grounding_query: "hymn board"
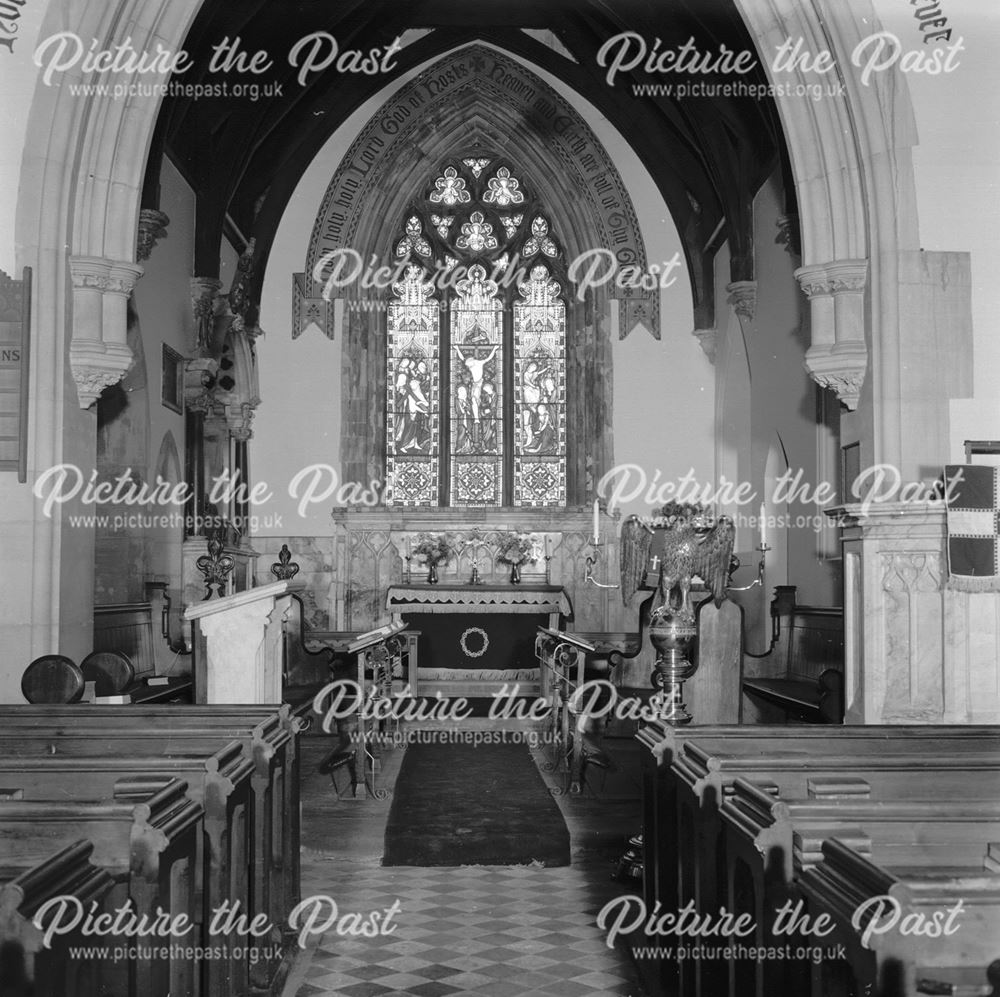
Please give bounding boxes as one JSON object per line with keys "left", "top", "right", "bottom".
{"left": 0, "top": 268, "right": 30, "bottom": 482}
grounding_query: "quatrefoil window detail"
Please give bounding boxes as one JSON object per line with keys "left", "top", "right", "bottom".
{"left": 483, "top": 167, "right": 524, "bottom": 207}
{"left": 429, "top": 166, "right": 471, "bottom": 206}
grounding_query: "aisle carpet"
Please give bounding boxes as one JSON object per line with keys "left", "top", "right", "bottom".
{"left": 383, "top": 741, "right": 570, "bottom": 867}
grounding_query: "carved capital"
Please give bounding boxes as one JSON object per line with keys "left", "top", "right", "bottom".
{"left": 69, "top": 256, "right": 143, "bottom": 296}
{"left": 804, "top": 342, "right": 868, "bottom": 410}
{"left": 67, "top": 256, "right": 142, "bottom": 407}
{"left": 798, "top": 259, "right": 870, "bottom": 409}
{"left": 191, "top": 277, "right": 223, "bottom": 355}
{"left": 137, "top": 209, "right": 170, "bottom": 262}
{"left": 776, "top": 213, "right": 801, "bottom": 258}
{"left": 726, "top": 281, "right": 756, "bottom": 323}
{"left": 794, "top": 259, "right": 868, "bottom": 298}
{"left": 70, "top": 340, "right": 135, "bottom": 408}
{"left": 226, "top": 401, "right": 255, "bottom": 441}
{"left": 691, "top": 327, "right": 717, "bottom": 363}
{"left": 184, "top": 356, "right": 219, "bottom": 415}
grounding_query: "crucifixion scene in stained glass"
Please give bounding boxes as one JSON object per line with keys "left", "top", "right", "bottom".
{"left": 451, "top": 264, "right": 504, "bottom": 506}
{"left": 385, "top": 160, "right": 567, "bottom": 507}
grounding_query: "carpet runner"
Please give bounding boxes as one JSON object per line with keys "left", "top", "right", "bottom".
{"left": 383, "top": 741, "right": 570, "bottom": 867}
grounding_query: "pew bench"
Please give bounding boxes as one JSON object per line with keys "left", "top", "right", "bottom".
{"left": 741, "top": 586, "right": 844, "bottom": 723}
{"left": 0, "top": 706, "right": 301, "bottom": 995}
{"left": 0, "top": 710, "right": 302, "bottom": 902}
{"left": 720, "top": 780, "right": 1000, "bottom": 997}
{"left": 0, "top": 728, "right": 290, "bottom": 992}
{"left": 0, "top": 744, "right": 254, "bottom": 997}
{"left": 636, "top": 722, "right": 1000, "bottom": 997}
{"left": 637, "top": 720, "right": 1000, "bottom": 920}
{"left": 801, "top": 838, "right": 1000, "bottom": 997}
{"left": 0, "top": 778, "right": 202, "bottom": 997}
{"left": 0, "top": 841, "right": 117, "bottom": 997}
{"left": 90, "top": 600, "right": 192, "bottom": 703}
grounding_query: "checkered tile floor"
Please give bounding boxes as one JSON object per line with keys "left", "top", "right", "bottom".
{"left": 293, "top": 855, "right": 646, "bottom": 997}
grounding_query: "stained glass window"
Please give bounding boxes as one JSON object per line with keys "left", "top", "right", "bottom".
{"left": 385, "top": 160, "right": 567, "bottom": 507}
{"left": 386, "top": 266, "right": 440, "bottom": 506}
{"left": 514, "top": 265, "right": 566, "bottom": 506}
{"left": 451, "top": 265, "right": 503, "bottom": 506}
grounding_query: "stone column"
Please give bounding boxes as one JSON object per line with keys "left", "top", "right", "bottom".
{"left": 829, "top": 501, "right": 1000, "bottom": 725}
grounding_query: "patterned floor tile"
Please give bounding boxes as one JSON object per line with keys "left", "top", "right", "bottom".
{"left": 284, "top": 734, "right": 647, "bottom": 997}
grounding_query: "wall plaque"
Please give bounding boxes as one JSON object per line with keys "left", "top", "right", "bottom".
{"left": 0, "top": 268, "right": 30, "bottom": 481}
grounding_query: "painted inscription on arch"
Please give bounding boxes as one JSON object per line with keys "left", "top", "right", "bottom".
{"left": 307, "top": 46, "right": 645, "bottom": 287}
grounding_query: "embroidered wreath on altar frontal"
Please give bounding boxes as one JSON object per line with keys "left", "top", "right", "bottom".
{"left": 412, "top": 532, "right": 455, "bottom": 567}
{"left": 497, "top": 532, "right": 537, "bottom": 566}
{"left": 460, "top": 627, "right": 490, "bottom": 659}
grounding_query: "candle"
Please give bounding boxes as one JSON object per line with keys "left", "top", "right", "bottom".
{"left": 593, "top": 499, "right": 600, "bottom": 544}
{"left": 759, "top": 502, "right": 766, "bottom": 549}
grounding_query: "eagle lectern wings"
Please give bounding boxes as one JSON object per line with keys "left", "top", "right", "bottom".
{"left": 619, "top": 514, "right": 735, "bottom": 620}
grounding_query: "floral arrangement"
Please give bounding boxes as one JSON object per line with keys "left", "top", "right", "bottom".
{"left": 644, "top": 501, "right": 711, "bottom": 530}
{"left": 497, "top": 532, "right": 537, "bottom": 566}
{"left": 412, "top": 532, "right": 454, "bottom": 566}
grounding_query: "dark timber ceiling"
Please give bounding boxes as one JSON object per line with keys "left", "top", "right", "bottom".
{"left": 144, "top": 0, "right": 788, "bottom": 324}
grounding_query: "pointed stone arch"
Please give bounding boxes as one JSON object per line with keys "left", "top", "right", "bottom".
{"left": 294, "top": 43, "right": 655, "bottom": 341}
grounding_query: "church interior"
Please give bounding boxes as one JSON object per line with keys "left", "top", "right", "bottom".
{"left": 1, "top": 0, "right": 1000, "bottom": 995}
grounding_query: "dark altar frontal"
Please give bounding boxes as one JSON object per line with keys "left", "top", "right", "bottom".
{"left": 386, "top": 583, "right": 571, "bottom": 698}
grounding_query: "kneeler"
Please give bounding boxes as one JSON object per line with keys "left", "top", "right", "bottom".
{"left": 318, "top": 721, "right": 358, "bottom": 800}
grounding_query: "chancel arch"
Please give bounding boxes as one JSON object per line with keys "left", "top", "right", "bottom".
{"left": 5, "top": 5, "right": 1000, "bottom": 995}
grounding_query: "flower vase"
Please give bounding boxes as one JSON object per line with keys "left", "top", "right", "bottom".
{"left": 427, "top": 563, "right": 438, "bottom": 584}
{"left": 510, "top": 562, "right": 521, "bottom": 584}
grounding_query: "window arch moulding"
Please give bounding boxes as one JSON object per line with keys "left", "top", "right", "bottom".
{"left": 292, "top": 45, "right": 654, "bottom": 505}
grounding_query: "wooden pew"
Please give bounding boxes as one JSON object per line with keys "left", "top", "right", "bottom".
{"left": 0, "top": 703, "right": 302, "bottom": 929}
{"left": 721, "top": 780, "right": 1000, "bottom": 997}
{"left": 801, "top": 838, "right": 1000, "bottom": 997}
{"left": 92, "top": 600, "right": 192, "bottom": 703}
{"left": 675, "top": 737, "right": 1000, "bottom": 909}
{"left": 740, "top": 585, "right": 844, "bottom": 723}
{"left": 0, "top": 778, "right": 201, "bottom": 997}
{"left": 1, "top": 841, "right": 116, "bottom": 997}
{"left": 0, "top": 724, "right": 288, "bottom": 995}
{"left": 639, "top": 721, "right": 1000, "bottom": 913}
{"left": 636, "top": 723, "right": 1000, "bottom": 997}
{"left": 0, "top": 750, "right": 252, "bottom": 997}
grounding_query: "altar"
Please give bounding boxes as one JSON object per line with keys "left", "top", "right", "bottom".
{"left": 385, "top": 583, "right": 572, "bottom": 698}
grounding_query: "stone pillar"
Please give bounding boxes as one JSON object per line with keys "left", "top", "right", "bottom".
{"left": 68, "top": 256, "right": 143, "bottom": 408}
{"left": 830, "top": 501, "right": 1000, "bottom": 725}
